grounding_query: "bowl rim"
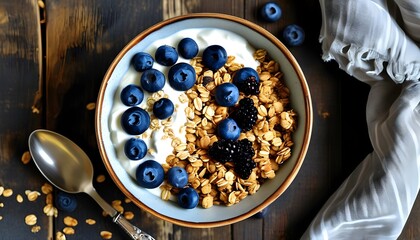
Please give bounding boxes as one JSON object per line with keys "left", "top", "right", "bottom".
{"left": 95, "top": 12, "right": 313, "bottom": 228}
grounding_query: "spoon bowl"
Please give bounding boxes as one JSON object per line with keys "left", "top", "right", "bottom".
{"left": 28, "top": 129, "right": 155, "bottom": 240}
{"left": 28, "top": 129, "right": 93, "bottom": 193}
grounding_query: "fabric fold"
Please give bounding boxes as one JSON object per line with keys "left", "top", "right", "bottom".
{"left": 394, "top": 0, "right": 420, "bottom": 42}
{"left": 319, "top": 0, "right": 420, "bottom": 83}
{"left": 302, "top": 79, "right": 420, "bottom": 240}
{"left": 303, "top": 0, "right": 420, "bottom": 239}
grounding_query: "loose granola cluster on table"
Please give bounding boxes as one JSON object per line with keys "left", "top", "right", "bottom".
{"left": 144, "top": 49, "right": 297, "bottom": 208}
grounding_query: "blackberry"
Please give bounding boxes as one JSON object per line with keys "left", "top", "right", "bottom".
{"left": 239, "top": 138, "right": 253, "bottom": 149}
{"left": 236, "top": 77, "right": 260, "bottom": 95}
{"left": 235, "top": 159, "right": 256, "bottom": 179}
{"left": 234, "top": 139, "right": 256, "bottom": 179}
{"left": 230, "top": 98, "right": 258, "bottom": 131}
{"left": 208, "top": 138, "right": 256, "bottom": 179}
{"left": 208, "top": 139, "right": 240, "bottom": 163}
{"left": 237, "top": 139, "right": 255, "bottom": 160}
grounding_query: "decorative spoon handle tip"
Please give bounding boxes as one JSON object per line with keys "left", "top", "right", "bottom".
{"left": 114, "top": 213, "right": 155, "bottom": 240}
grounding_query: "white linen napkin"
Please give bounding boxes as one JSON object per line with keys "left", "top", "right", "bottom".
{"left": 301, "top": 0, "right": 420, "bottom": 239}
{"left": 395, "top": 0, "right": 420, "bottom": 42}
{"left": 317, "top": 0, "right": 419, "bottom": 83}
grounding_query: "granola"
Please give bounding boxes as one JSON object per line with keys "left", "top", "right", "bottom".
{"left": 159, "top": 49, "right": 297, "bottom": 208}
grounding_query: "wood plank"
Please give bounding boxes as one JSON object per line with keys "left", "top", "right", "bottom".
{"left": 0, "top": 0, "right": 47, "bottom": 239}
{"left": 44, "top": 1, "right": 167, "bottom": 239}
{"left": 261, "top": 57, "right": 345, "bottom": 239}
{"left": 162, "top": 0, "right": 244, "bottom": 20}
{"left": 172, "top": 227, "right": 233, "bottom": 240}
{"left": 233, "top": 218, "right": 263, "bottom": 240}
{"left": 244, "top": 0, "right": 344, "bottom": 239}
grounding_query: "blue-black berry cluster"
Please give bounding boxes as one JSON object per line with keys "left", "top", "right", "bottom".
{"left": 208, "top": 139, "right": 256, "bottom": 179}
{"left": 235, "top": 76, "right": 260, "bottom": 95}
{"left": 207, "top": 139, "right": 240, "bottom": 163}
{"left": 210, "top": 66, "right": 261, "bottom": 179}
{"left": 230, "top": 98, "right": 258, "bottom": 132}
{"left": 232, "top": 67, "right": 260, "bottom": 97}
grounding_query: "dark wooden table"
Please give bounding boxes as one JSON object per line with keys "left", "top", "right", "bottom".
{"left": 1, "top": 0, "right": 419, "bottom": 239}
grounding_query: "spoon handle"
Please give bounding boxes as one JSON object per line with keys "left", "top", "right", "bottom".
{"left": 87, "top": 187, "right": 155, "bottom": 240}
{"left": 114, "top": 213, "right": 156, "bottom": 240}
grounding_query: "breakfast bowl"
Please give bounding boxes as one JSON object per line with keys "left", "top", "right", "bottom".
{"left": 95, "top": 13, "right": 312, "bottom": 228}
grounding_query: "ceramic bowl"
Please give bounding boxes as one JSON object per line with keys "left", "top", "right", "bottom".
{"left": 96, "top": 13, "right": 312, "bottom": 228}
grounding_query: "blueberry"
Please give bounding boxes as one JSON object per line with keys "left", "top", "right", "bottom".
{"left": 214, "top": 83, "right": 239, "bottom": 107}
{"left": 140, "top": 68, "right": 165, "bottom": 93}
{"left": 153, "top": 98, "right": 174, "bottom": 119}
{"left": 217, "top": 118, "right": 241, "bottom": 140}
{"left": 136, "top": 160, "right": 165, "bottom": 189}
{"left": 131, "top": 52, "right": 154, "bottom": 72}
{"left": 124, "top": 138, "right": 147, "bottom": 160}
{"left": 121, "top": 107, "right": 150, "bottom": 135}
{"left": 177, "top": 38, "right": 199, "bottom": 59}
{"left": 177, "top": 187, "right": 199, "bottom": 209}
{"left": 55, "top": 191, "right": 77, "bottom": 212}
{"left": 233, "top": 67, "right": 260, "bottom": 85}
{"left": 167, "top": 166, "right": 188, "bottom": 188}
{"left": 155, "top": 45, "right": 178, "bottom": 66}
{"left": 202, "top": 45, "right": 228, "bottom": 71}
{"left": 260, "top": 2, "right": 282, "bottom": 22}
{"left": 282, "top": 24, "right": 305, "bottom": 47}
{"left": 168, "top": 62, "right": 196, "bottom": 91}
{"left": 120, "top": 84, "right": 144, "bottom": 106}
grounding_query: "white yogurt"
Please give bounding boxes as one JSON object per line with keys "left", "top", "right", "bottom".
{"left": 109, "top": 28, "right": 259, "bottom": 196}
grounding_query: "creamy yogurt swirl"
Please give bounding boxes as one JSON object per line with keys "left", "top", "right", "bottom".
{"left": 109, "top": 28, "right": 259, "bottom": 195}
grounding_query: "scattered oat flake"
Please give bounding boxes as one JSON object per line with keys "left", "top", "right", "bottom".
{"left": 86, "top": 102, "right": 96, "bottom": 110}
{"left": 31, "top": 225, "right": 41, "bottom": 233}
{"left": 63, "top": 216, "right": 78, "bottom": 227}
{"left": 56, "top": 231, "right": 66, "bottom": 240}
{"left": 85, "top": 218, "right": 96, "bottom": 225}
{"left": 43, "top": 204, "right": 55, "bottom": 216}
{"left": 100, "top": 230, "right": 113, "bottom": 239}
{"left": 96, "top": 174, "right": 106, "bottom": 183}
{"left": 21, "top": 151, "right": 31, "bottom": 164}
{"left": 321, "top": 111, "right": 330, "bottom": 119}
{"left": 63, "top": 227, "right": 75, "bottom": 235}
{"left": 41, "top": 182, "right": 53, "bottom": 194}
{"left": 25, "top": 214, "right": 37, "bottom": 225}
{"left": 124, "top": 211, "right": 134, "bottom": 220}
{"left": 45, "top": 192, "right": 53, "bottom": 205}
{"left": 102, "top": 211, "right": 108, "bottom": 217}
{"left": 16, "top": 194, "right": 23, "bottom": 203}
{"left": 111, "top": 199, "right": 124, "bottom": 213}
{"left": 31, "top": 106, "right": 40, "bottom": 114}
{"left": 3, "top": 189, "right": 13, "bottom": 197}
{"left": 27, "top": 191, "right": 41, "bottom": 201}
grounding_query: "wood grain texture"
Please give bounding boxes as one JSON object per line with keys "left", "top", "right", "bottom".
{"left": 163, "top": 0, "right": 244, "bottom": 19}
{"left": 0, "top": 0, "right": 47, "bottom": 239}
{"left": 44, "top": 1, "right": 168, "bottom": 239}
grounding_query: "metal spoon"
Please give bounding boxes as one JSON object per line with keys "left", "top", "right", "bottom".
{"left": 28, "top": 129, "right": 155, "bottom": 240}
